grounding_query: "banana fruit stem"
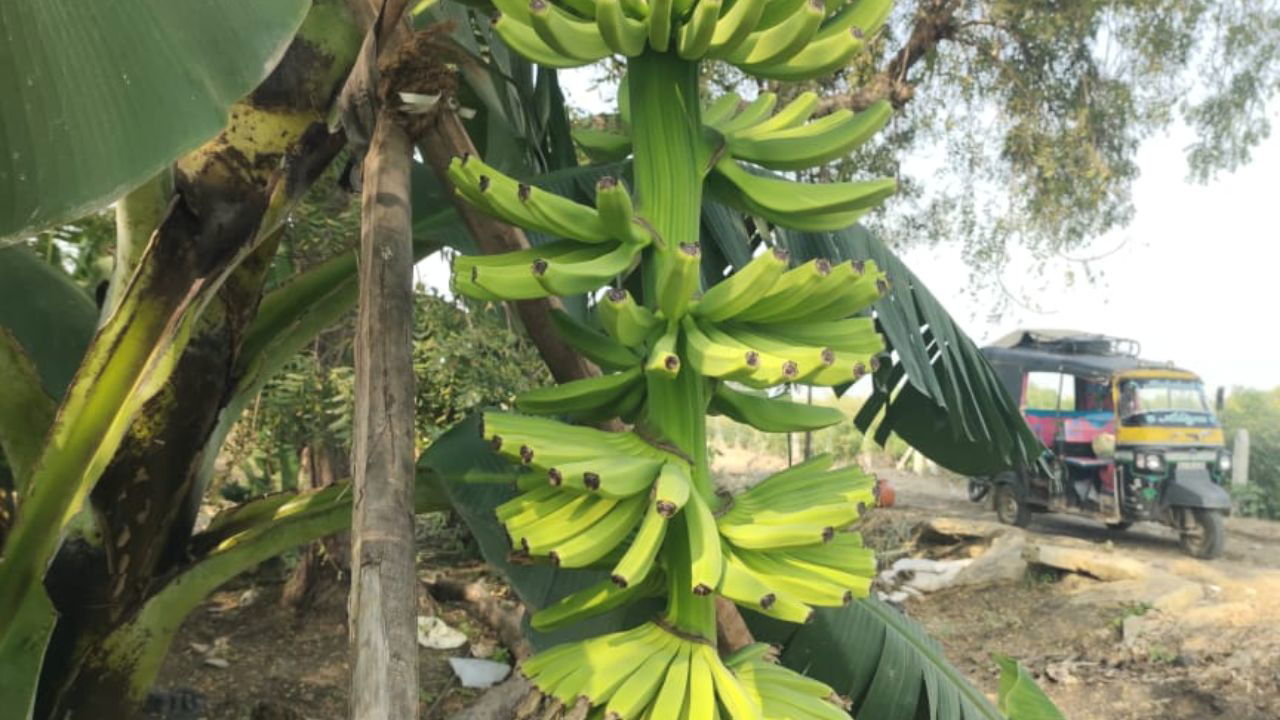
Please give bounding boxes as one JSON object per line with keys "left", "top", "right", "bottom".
{"left": 627, "top": 51, "right": 704, "bottom": 311}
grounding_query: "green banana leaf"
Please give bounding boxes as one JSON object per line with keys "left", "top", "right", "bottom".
{"left": 0, "top": 0, "right": 310, "bottom": 238}
{"left": 0, "top": 247, "right": 97, "bottom": 399}
{"left": 994, "top": 654, "right": 1067, "bottom": 720}
{"left": 417, "top": 414, "right": 663, "bottom": 651}
{"left": 746, "top": 597, "right": 1007, "bottom": 719}
{"left": 0, "top": 331, "right": 55, "bottom": 493}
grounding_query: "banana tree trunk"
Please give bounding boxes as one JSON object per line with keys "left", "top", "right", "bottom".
{"left": 24, "top": 4, "right": 363, "bottom": 718}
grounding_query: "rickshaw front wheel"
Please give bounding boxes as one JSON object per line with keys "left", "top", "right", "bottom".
{"left": 994, "top": 484, "right": 1031, "bottom": 527}
{"left": 1177, "top": 508, "right": 1225, "bottom": 559}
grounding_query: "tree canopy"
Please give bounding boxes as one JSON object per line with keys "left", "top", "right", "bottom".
{"left": 687, "top": 0, "right": 1280, "bottom": 282}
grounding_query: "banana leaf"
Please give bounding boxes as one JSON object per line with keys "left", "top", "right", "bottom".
{"left": 0, "top": 0, "right": 310, "bottom": 238}
{"left": 694, "top": 210, "right": 1041, "bottom": 476}
{"left": 0, "top": 247, "right": 97, "bottom": 398}
{"left": 994, "top": 654, "right": 1067, "bottom": 720}
{"left": 746, "top": 597, "right": 1006, "bottom": 719}
{"left": 417, "top": 414, "right": 663, "bottom": 651}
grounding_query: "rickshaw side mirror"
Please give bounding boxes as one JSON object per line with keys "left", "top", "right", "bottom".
{"left": 1215, "top": 386, "right": 1225, "bottom": 413}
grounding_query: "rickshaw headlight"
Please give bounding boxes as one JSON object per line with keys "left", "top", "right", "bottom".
{"left": 1218, "top": 451, "right": 1232, "bottom": 474}
{"left": 1138, "top": 452, "right": 1165, "bottom": 472}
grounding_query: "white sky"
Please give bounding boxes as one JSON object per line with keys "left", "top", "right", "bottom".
{"left": 420, "top": 67, "right": 1280, "bottom": 393}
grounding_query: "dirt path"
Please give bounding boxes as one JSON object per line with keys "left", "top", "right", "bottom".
{"left": 873, "top": 469, "right": 1280, "bottom": 719}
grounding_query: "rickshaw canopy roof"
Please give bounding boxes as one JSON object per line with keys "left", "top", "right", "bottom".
{"left": 981, "top": 329, "right": 1187, "bottom": 400}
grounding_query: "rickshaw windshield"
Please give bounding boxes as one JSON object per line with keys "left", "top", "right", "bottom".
{"left": 1118, "top": 378, "right": 1216, "bottom": 427}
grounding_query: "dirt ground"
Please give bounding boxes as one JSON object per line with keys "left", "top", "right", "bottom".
{"left": 153, "top": 461, "right": 1280, "bottom": 719}
{"left": 870, "top": 469, "right": 1280, "bottom": 720}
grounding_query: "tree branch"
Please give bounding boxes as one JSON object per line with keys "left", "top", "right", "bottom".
{"left": 816, "top": 0, "right": 964, "bottom": 115}
{"left": 416, "top": 111, "right": 600, "bottom": 385}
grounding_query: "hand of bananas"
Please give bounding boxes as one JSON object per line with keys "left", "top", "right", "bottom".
{"left": 483, "top": 408, "right": 879, "bottom": 719}
{"left": 490, "top": 0, "right": 893, "bottom": 80}
{"left": 444, "top": 0, "right": 907, "bottom": 716}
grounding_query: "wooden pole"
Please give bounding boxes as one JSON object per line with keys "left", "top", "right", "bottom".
{"left": 1233, "top": 429, "right": 1250, "bottom": 488}
{"left": 350, "top": 107, "right": 418, "bottom": 720}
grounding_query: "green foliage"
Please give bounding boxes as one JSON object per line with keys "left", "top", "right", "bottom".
{"left": 1223, "top": 386, "right": 1280, "bottom": 519}
{"left": 640, "top": 0, "right": 1280, "bottom": 289}
{"left": 746, "top": 597, "right": 1006, "bottom": 719}
{"left": 0, "top": 0, "right": 311, "bottom": 238}
{"left": 994, "top": 653, "right": 1067, "bottom": 720}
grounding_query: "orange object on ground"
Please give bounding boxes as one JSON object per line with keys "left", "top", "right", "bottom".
{"left": 876, "top": 478, "right": 896, "bottom": 508}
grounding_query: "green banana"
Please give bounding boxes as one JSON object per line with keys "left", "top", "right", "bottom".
{"left": 685, "top": 493, "right": 723, "bottom": 595}
{"left": 647, "top": 0, "right": 674, "bottom": 51}
{"left": 532, "top": 240, "right": 642, "bottom": 296}
{"left": 515, "top": 365, "right": 643, "bottom": 415}
{"left": 514, "top": 493, "right": 620, "bottom": 553}
{"left": 650, "top": 644, "right": 693, "bottom": 718}
{"left": 550, "top": 307, "right": 642, "bottom": 371}
{"left": 677, "top": 0, "right": 722, "bottom": 60}
{"left": 531, "top": 573, "right": 664, "bottom": 632}
{"left": 753, "top": 0, "right": 808, "bottom": 31}
{"left": 645, "top": 320, "right": 681, "bottom": 379}
{"left": 598, "top": 288, "right": 662, "bottom": 347}
{"left": 715, "top": 93, "right": 778, "bottom": 134}
{"left": 604, "top": 633, "right": 681, "bottom": 718}
{"left": 528, "top": 0, "right": 612, "bottom": 62}
{"left": 729, "top": 258, "right": 832, "bottom": 322}
{"left": 719, "top": 548, "right": 814, "bottom": 623}
{"left": 761, "top": 314, "right": 883, "bottom": 354}
{"left": 703, "top": 91, "right": 744, "bottom": 127}
{"left": 713, "top": 157, "right": 898, "bottom": 229}
{"left": 681, "top": 316, "right": 759, "bottom": 378}
{"left": 547, "top": 455, "right": 664, "bottom": 497}
{"left": 747, "top": 26, "right": 866, "bottom": 82}
{"left": 450, "top": 155, "right": 614, "bottom": 243}
{"left": 651, "top": 460, "right": 692, "bottom": 516}
{"left": 492, "top": 15, "right": 590, "bottom": 68}
{"left": 691, "top": 246, "right": 790, "bottom": 321}
{"left": 454, "top": 240, "right": 610, "bottom": 301}
{"left": 596, "top": 0, "right": 648, "bottom": 56}
{"left": 595, "top": 176, "right": 639, "bottom": 242}
{"left": 722, "top": 643, "right": 777, "bottom": 670}
{"left": 729, "top": 100, "right": 892, "bottom": 171}
{"left": 730, "top": 91, "right": 819, "bottom": 138}
{"left": 708, "top": 0, "right": 768, "bottom": 57}
{"left": 611, "top": 497, "right": 669, "bottom": 587}
{"left": 717, "top": 325, "right": 834, "bottom": 381}
{"left": 573, "top": 128, "right": 633, "bottom": 163}
{"left": 709, "top": 383, "right": 846, "bottom": 432}
{"left": 657, "top": 242, "right": 702, "bottom": 319}
{"left": 686, "top": 647, "right": 718, "bottom": 719}
{"left": 549, "top": 494, "right": 647, "bottom": 567}
{"left": 725, "top": 0, "right": 826, "bottom": 67}
{"left": 702, "top": 643, "right": 765, "bottom": 720}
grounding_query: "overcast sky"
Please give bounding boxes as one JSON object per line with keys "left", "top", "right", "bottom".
{"left": 420, "top": 68, "right": 1279, "bottom": 393}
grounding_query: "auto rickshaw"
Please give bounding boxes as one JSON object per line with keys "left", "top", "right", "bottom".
{"left": 968, "top": 329, "right": 1232, "bottom": 558}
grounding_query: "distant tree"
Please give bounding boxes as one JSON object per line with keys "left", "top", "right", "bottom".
{"left": 691, "top": 1, "right": 1280, "bottom": 287}
{"left": 1222, "top": 387, "right": 1280, "bottom": 518}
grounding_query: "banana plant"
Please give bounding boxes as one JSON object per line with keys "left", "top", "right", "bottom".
{"left": 427, "top": 0, "right": 1003, "bottom": 717}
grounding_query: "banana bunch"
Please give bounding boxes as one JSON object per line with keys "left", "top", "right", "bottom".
{"left": 715, "top": 454, "right": 877, "bottom": 621}
{"left": 484, "top": 413, "right": 691, "bottom": 574}
{"left": 575, "top": 91, "right": 897, "bottom": 232}
{"left": 492, "top": 0, "right": 893, "bottom": 79}
{"left": 449, "top": 156, "right": 651, "bottom": 302}
{"left": 519, "top": 622, "right": 847, "bottom": 720}
{"left": 727, "top": 644, "right": 852, "bottom": 720}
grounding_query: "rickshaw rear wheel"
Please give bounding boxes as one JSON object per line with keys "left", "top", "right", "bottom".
{"left": 994, "top": 484, "right": 1031, "bottom": 527}
{"left": 1178, "top": 508, "right": 1225, "bottom": 559}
